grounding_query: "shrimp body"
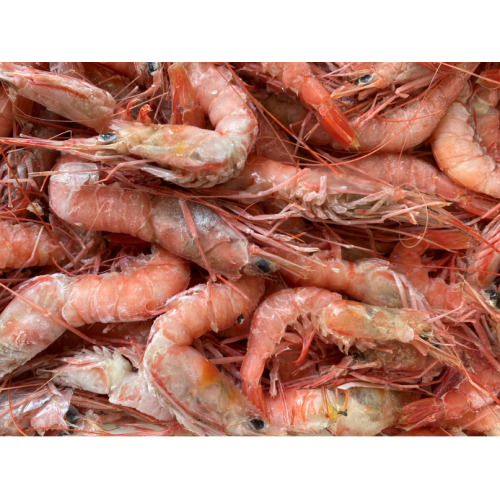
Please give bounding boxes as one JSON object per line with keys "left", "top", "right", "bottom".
{"left": 0, "top": 247, "right": 189, "bottom": 379}
{"left": 49, "top": 156, "right": 262, "bottom": 280}
{"left": 265, "top": 387, "right": 417, "bottom": 436}
{"left": 401, "top": 350, "right": 500, "bottom": 428}
{"left": 0, "top": 62, "right": 117, "bottom": 133}
{"left": 143, "top": 275, "right": 269, "bottom": 435}
{"left": 241, "top": 287, "right": 432, "bottom": 415}
{"left": 431, "top": 82, "right": 500, "bottom": 198}
{"left": 54, "top": 348, "right": 175, "bottom": 421}
{"left": 260, "top": 62, "right": 357, "bottom": 149}
{"left": 0, "top": 221, "right": 65, "bottom": 269}
{"left": 351, "top": 64, "right": 476, "bottom": 152}
{"left": 220, "top": 155, "right": 442, "bottom": 225}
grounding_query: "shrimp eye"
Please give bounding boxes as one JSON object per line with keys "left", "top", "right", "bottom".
{"left": 250, "top": 418, "right": 265, "bottom": 430}
{"left": 147, "top": 62, "right": 158, "bottom": 76}
{"left": 355, "top": 74, "right": 372, "bottom": 86}
{"left": 338, "top": 410, "right": 348, "bottom": 417}
{"left": 255, "top": 258, "right": 272, "bottom": 274}
{"left": 98, "top": 133, "right": 117, "bottom": 144}
{"left": 65, "top": 407, "right": 80, "bottom": 425}
{"left": 420, "top": 334, "right": 428, "bottom": 340}
{"left": 237, "top": 314, "right": 245, "bottom": 324}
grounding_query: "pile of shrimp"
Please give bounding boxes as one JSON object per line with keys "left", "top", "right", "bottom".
{"left": 2, "top": 61, "right": 500, "bottom": 436}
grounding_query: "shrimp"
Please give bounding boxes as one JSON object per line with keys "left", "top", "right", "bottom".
{"left": 1, "top": 62, "right": 259, "bottom": 187}
{"left": 218, "top": 155, "right": 448, "bottom": 226}
{"left": 436, "top": 405, "right": 500, "bottom": 436}
{"left": 0, "top": 62, "right": 119, "bottom": 133}
{"left": 240, "top": 287, "right": 433, "bottom": 416}
{"left": 0, "top": 85, "right": 13, "bottom": 137}
{"left": 142, "top": 275, "right": 270, "bottom": 436}
{"left": 0, "top": 384, "right": 73, "bottom": 436}
{"left": 349, "top": 63, "right": 477, "bottom": 152}
{"left": 0, "top": 246, "right": 189, "bottom": 379}
{"left": 54, "top": 347, "right": 175, "bottom": 422}
{"left": 264, "top": 386, "right": 418, "bottom": 436}
{"left": 400, "top": 348, "right": 500, "bottom": 429}
{"left": 0, "top": 221, "right": 65, "bottom": 269}
{"left": 48, "top": 155, "right": 276, "bottom": 280}
{"left": 431, "top": 80, "right": 500, "bottom": 198}
{"left": 248, "top": 62, "right": 357, "bottom": 149}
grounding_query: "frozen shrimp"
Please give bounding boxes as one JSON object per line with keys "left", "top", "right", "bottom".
{"left": 241, "top": 287, "right": 433, "bottom": 416}
{"left": 218, "top": 154, "right": 447, "bottom": 225}
{"left": 401, "top": 348, "right": 500, "bottom": 429}
{"left": 431, "top": 80, "right": 500, "bottom": 198}
{"left": 265, "top": 386, "right": 417, "bottom": 436}
{"left": 251, "top": 62, "right": 357, "bottom": 149}
{"left": 350, "top": 63, "right": 477, "bottom": 152}
{"left": 1, "top": 62, "right": 258, "bottom": 187}
{"left": 142, "top": 275, "right": 269, "bottom": 436}
{"left": 0, "top": 247, "right": 189, "bottom": 379}
{"left": 54, "top": 347, "right": 175, "bottom": 421}
{"left": 0, "top": 221, "right": 65, "bottom": 269}
{"left": 48, "top": 155, "right": 275, "bottom": 280}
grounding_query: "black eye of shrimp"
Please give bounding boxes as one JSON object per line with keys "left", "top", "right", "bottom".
{"left": 255, "top": 259, "right": 272, "bottom": 274}
{"left": 337, "top": 410, "right": 348, "bottom": 417}
{"left": 147, "top": 62, "right": 158, "bottom": 76}
{"left": 355, "top": 74, "right": 372, "bottom": 86}
{"left": 250, "top": 418, "right": 265, "bottom": 430}
{"left": 237, "top": 314, "right": 245, "bottom": 324}
{"left": 98, "top": 133, "right": 117, "bottom": 144}
{"left": 65, "top": 407, "right": 80, "bottom": 426}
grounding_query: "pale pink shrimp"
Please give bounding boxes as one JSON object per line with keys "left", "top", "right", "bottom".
{"left": 0, "top": 221, "right": 65, "bottom": 269}
{"left": 265, "top": 386, "right": 418, "bottom": 436}
{"left": 142, "top": 275, "right": 271, "bottom": 436}
{"left": 1, "top": 62, "right": 259, "bottom": 187}
{"left": 0, "top": 62, "right": 119, "bottom": 133}
{"left": 340, "top": 153, "right": 500, "bottom": 218}
{"left": 349, "top": 63, "right": 477, "bottom": 152}
{"left": 0, "top": 85, "right": 13, "bottom": 137}
{"left": 251, "top": 62, "right": 357, "bottom": 149}
{"left": 0, "top": 383, "right": 73, "bottom": 436}
{"left": 435, "top": 405, "right": 500, "bottom": 436}
{"left": 240, "top": 287, "right": 432, "bottom": 416}
{"left": 0, "top": 246, "right": 189, "bottom": 379}
{"left": 218, "top": 154, "right": 448, "bottom": 226}
{"left": 48, "top": 155, "right": 276, "bottom": 280}
{"left": 431, "top": 80, "right": 500, "bottom": 198}
{"left": 54, "top": 347, "right": 175, "bottom": 422}
{"left": 401, "top": 348, "right": 500, "bottom": 429}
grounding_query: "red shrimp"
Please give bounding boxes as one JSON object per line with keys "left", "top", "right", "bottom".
{"left": 431, "top": 80, "right": 500, "bottom": 198}
{"left": 48, "top": 155, "right": 276, "bottom": 280}
{"left": 265, "top": 386, "right": 418, "bottom": 436}
{"left": 0, "top": 247, "right": 189, "bottom": 379}
{"left": 240, "top": 287, "right": 433, "bottom": 416}
{"left": 0, "top": 221, "right": 65, "bottom": 269}
{"left": 0, "top": 85, "right": 13, "bottom": 137}
{"left": 401, "top": 348, "right": 500, "bottom": 429}
{"left": 142, "top": 275, "right": 270, "bottom": 436}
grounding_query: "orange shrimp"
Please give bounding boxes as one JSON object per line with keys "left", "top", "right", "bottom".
{"left": 0, "top": 62, "right": 119, "bottom": 133}
{"left": 48, "top": 155, "right": 276, "bottom": 280}
{"left": 54, "top": 347, "right": 175, "bottom": 421}
{"left": 350, "top": 63, "right": 477, "bottom": 152}
{"left": 0, "top": 247, "right": 189, "bottom": 379}
{"left": 0, "top": 62, "right": 258, "bottom": 187}
{"left": 218, "top": 155, "right": 448, "bottom": 226}
{"left": 256, "top": 62, "right": 357, "bottom": 149}
{"left": 265, "top": 386, "right": 418, "bottom": 436}
{"left": 240, "top": 287, "right": 433, "bottom": 416}
{"left": 431, "top": 79, "right": 500, "bottom": 198}
{"left": 0, "top": 85, "right": 13, "bottom": 137}
{"left": 400, "top": 348, "right": 500, "bottom": 429}
{"left": 0, "top": 221, "right": 65, "bottom": 269}
{"left": 142, "top": 275, "right": 270, "bottom": 436}
{"left": 435, "top": 405, "right": 500, "bottom": 436}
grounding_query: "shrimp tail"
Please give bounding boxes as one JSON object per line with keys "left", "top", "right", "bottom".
{"left": 316, "top": 100, "right": 359, "bottom": 149}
